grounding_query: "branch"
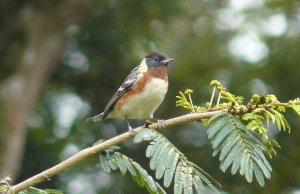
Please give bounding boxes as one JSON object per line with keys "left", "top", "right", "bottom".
{"left": 10, "top": 110, "right": 221, "bottom": 193}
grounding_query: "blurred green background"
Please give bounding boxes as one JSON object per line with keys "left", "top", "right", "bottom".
{"left": 1, "top": 0, "right": 300, "bottom": 193}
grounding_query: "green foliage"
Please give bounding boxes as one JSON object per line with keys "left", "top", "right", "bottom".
{"left": 208, "top": 112, "right": 272, "bottom": 186}
{"left": 19, "top": 187, "right": 62, "bottom": 194}
{"left": 134, "top": 128, "right": 220, "bottom": 194}
{"left": 0, "top": 180, "right": 62, "bottom": 194}
{"left": 288, "top": 98, "right": 300, "bottom": 116}
{"left": 99, "top": 145, "right": 166, "bottom": 194}
{"left": 43, "top": 189, "right": 63, "bottom": 194}
{"left": 176, "top": 89, "right": 198, "bottom": 112}
{"left": 0, "top": 182, "right": 10, "bottom": 194}
{"left": 243, "top": 95, "right": 291, "bottom": 133}
{"left": 175, "top": 80, "right": 300, "bottom": 187}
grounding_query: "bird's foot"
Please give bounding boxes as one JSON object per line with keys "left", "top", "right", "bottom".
{"left": 144, "top": 118, "right": 165, "bottom": 129}
{"left": 157, "top": 119, "right": 166, "bottom": 129}
{"left": 144, "top": 120, "right": 154, "bottom": 128}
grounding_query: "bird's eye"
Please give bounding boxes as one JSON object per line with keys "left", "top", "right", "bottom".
{"left": 154, "top": 57, "right": 159, "bottom": 61}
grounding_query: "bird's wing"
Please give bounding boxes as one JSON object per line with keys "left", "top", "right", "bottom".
{"left": 102, "top": 66, "right": 141, "bottom": 119}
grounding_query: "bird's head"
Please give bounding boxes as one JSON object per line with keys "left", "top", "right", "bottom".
{"left": 145, "top": 52, "right": 173, "bottom": 69}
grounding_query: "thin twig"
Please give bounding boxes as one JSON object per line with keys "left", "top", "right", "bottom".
{"left": 216, "top": 92, "right": 221, "bottom": 106}
{"left": 188, "top": 94, "right": 195, "bottom": 113}
{"left": 209, "top": 86, "right": 216, "bottom": 109}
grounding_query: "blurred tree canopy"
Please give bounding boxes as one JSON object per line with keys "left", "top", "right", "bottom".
{"left": 1, "top": 0, "right": 300, "bottom": 193}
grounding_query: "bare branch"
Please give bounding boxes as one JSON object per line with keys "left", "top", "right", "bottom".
{"left": 10, "top": 110, "right": 221, "bottom": 193}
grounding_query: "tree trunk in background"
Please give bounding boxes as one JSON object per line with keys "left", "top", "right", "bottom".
{"left": 0, "top": 0, "right": 90, "bottom": 180}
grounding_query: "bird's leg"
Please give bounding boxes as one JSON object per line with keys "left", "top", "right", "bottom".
{"left": 126, "top": 117, "right": 134, "bottom": 136}
{"left": 157, "top": 119, "right": 166, "bottom": 128}
{"left": 144, "top": 114, "right": 166, "bottom": 129}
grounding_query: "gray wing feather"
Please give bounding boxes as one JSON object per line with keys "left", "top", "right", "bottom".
{"left": 102, "top": 66, "right": 141, "bottom": 119}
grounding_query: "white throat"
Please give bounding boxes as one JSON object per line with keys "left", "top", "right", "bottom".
{"left": 138, "top": 58, "right": 148, "bottom": 72}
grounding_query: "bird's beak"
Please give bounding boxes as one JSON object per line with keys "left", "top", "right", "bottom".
{"left": 162, "top": 58, "right": 174, "bottom": 65}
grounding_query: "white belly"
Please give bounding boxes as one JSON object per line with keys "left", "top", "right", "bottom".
{"left": 111, "top": 78, "right": 168, "bottom": 119}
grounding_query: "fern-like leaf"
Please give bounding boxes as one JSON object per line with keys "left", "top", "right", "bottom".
{"left": 99, "top": 146, "right": 166, "bottom": 194}
{"left": 17, "top": 187, "right": 63, "bottom": 194}
{"left": 288, "top": 98, "right": 300, "bottom": 115}
{"left": 0, "top": 183, "right": 10, "bottom": 194}
{"left": 134, "top": 128, "right": 220, "bottom": 194}
{"left": 207, "top": 112, "right": 272, "bottom": 186}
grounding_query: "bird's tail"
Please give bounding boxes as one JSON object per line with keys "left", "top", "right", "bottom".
{"left": 86, "top": 113, "right": 104, "bottom": 122}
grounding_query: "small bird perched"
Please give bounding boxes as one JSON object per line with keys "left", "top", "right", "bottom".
{"left": 88, "top": 52, "right": 173, "bottom": 134}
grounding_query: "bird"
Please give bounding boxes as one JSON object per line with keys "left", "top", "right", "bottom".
{"left": 87, "top": 52, "right": 173, "bottom": 135}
